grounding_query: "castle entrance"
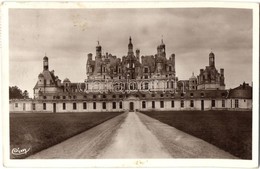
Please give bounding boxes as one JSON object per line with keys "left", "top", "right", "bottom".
{"left": 129, "top": 102, "right": 134, "bottom": 112}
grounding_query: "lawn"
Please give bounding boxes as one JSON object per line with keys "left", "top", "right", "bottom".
{"left": 141, "top": 110, "right": 252, "bottom": 159}
{"left": 10, "top": 112, "right": 123, "bottom": 159}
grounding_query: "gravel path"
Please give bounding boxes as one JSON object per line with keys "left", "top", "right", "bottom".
{"left": 28, "top": 111, "right": 236, "bottom": 159}
{"left": 97, "top": 112, "right": 172, "bottom": 158}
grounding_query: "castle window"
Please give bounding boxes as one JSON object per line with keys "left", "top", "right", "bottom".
{"left": 222, "top": 100, "right": 225, "bottom": 107}
{"left": 152, "top": 101, "right": 155, "bottom": 108}
{"left": 15, "top": 103, "right": 18, "bottom": 107}
{"left": 211, "top": 100, "right": 215, "bottom": 107}
{"left": 103, "top": 95, "right": 106, "bottom": 99}
{"left": 112, "top": 95, "right": 116, "bottom": 98}
{"left": 93, "top": 95, "right": 96, "bottom": 99}
{"left": 144, "top": 76, "right": 148, "bottom": 79}
{"left": 144, "top": 67, "right": 149, "bottom": 73}
{"left": 160, "top": 94, "right": 164, "bottom": 97}
{"left": 113, "top": 102, "right": 116, "bottom": 109}
{"left": 181, "top": 93, "right": 184, "bottom": 97}
{"left": 93, "top": 102, "right": 96, "bottom": 109}
{"left": 43, "top": 103, "right": 46, "bottom": 110}
{"left": 221, "top": 93, "right": 226, "bottom": 97}
{"left": 44, "top": 79, "right": 46, "bottom": 86}
{"left": 73, "top": 103, "right": 77, "bottom": 110}
{"left": 43, "top": 96, "right": 47, "bottom": 99}
{"left": 102, "top": 102, "right": 106, "bottom": 109}
{"left": 63, "top": 103, "right": 66, "bottom": 110}
{"left": 160, "top": 101, "right": 164, "bottom": 108}
{"left": 83, "top": 95, "right": 87, "bottom": 99}
{"left": 190, "top": 100, "right": 194, "bottom": 107}
{"left": 119, "top": 76, "right": 121, "bottom": 79}
{"left": 169, "top": 66, "right": 172, "bottom": 72}
{"left": 83, "top": 102, "right": 87, "bottom": 110}
{"left": 171, "top": 100, "right": 174, "bottom": 108}
{"left": 152, "top": 94, "right": 155, "bottom": 97}
{"left": 190, "top": 93, "right": 193, "bottom": 97}
{"left": 32, "top": 103, "right": 36, "bottom": 110}
{"left": 235, "top": 99, "right": 239, "bottom": 108}
{"left": 181, "top": 100, "right": 184, "bottom": 108}
{"left": 201, "top": 93, "right": 204, "bottom": 97}
{"left": 142, "top": 101, "right": 146, "bottom": 109}
{"left": 119, "top": 101, "right": 123, "bottom": 109}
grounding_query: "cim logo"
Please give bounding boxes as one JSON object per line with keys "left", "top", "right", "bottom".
{"left": 11, "top": 147, "right": 30, "bottom": 156}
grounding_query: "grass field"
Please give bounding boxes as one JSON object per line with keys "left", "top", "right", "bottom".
{"left": 10, "top": 112, "right": 123, "bottom": 159}
{"left": 141, "top": 110, "right": 252, "bottom": 159}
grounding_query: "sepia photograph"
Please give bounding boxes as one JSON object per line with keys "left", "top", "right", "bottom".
{"left": 2, "top": 1, "right": 259, "bottom": 168}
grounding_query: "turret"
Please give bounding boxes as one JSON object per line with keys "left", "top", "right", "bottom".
{"left": 87, "top": 53, "right": 93, "bottom": 61}
{"left": 96, "top": 41, "right": 102, "bottom": 58}
{"left": 136, "top": 49, "right": 140, "bottom": 62}
{"left": 209, "top": 51, "right": 215, "bottom": 67}
{"left": 43, "top": 55, "right": 48, "bottom": 71}
{"left": 128, "top": 36, "right": 133, "bottom": 55}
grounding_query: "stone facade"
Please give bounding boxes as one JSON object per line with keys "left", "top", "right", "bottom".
{"left": 9, "top": 37, "right": 252, "bottom": 113}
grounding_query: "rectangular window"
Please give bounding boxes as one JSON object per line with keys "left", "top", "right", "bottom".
{"left": 222, "top": 100, "right": 225, "bottom": 107}
{"left": 171, "top": 100, "right": 174, "bottom": 108}
{"left": 190, "top": 100, "right": 194, "bottom": 107}
{"left": 181, "top": 100, "right": 184, "bottom": 108}
{"left": 15, "top": 103, "right": 18, "bottom": 107}
{"left": 160, "top": 101, "right": 164, "bottom": 108}
{"left": 145, "top": 83, "right": 149, "bottom": 89}
{"left": 212, "top": 100, "right": 215, "bottom": 107}
{"left": 152, "top": 101, "right": 155, "bottom": 108}
{"left": 119, "top": 101, "right": 122, "bottom": 109}
{"left": 93, "top": 102, "right": 96, "bottom": 109}
{"left": 103, "top": 102, "right": 106, "bottom": 109}
{"left": 83, "top": 102, "right": 87, "bottom": 109}
{"left": 73, "top": 103, "right": 77, "bottom": 110}
{"left": 113, "top": 102, "right": 116, "bottom": 109}
{"left": 23, "top": 103, "right": 25, "bottom": 111}
{"left": 63, "top": 103, "right": 66, "bottom": 110}
{"left": 43, "top": 103, "right": 46, "bottom": 110}
{"left": 142, "top": 101, "right": 146, "bottom": 109}
{"left": 32, "top": 103, "right": 36, "bottom": 110}
{"left": 235, "top": 99, "right": 239, "bottom": 108}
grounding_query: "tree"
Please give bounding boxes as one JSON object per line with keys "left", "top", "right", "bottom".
{"left": 9, "top": 86, "right": 30, "bottom": 99}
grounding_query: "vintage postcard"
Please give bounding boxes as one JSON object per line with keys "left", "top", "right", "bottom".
{"left": 1, "top": 1, "right": 259, "bottom": 168}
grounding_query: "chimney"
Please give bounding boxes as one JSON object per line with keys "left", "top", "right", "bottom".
{"left": 220, "top": 68, "right": 224, "bottom": 76}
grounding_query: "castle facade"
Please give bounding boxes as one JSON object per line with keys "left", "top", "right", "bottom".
{"left": 9, "top": 37, "right": 252, "bottom": 113}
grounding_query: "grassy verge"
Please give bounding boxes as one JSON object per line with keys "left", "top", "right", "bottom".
{"left": 10, "top": 112, "right": 123, "bottom": 159}
{"left": 140, "top": 110, "right": 252, "bottom": 159}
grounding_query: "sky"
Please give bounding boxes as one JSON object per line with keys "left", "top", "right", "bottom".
{"left": 9, "top": 8, "right": 252, "bottom": 97}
